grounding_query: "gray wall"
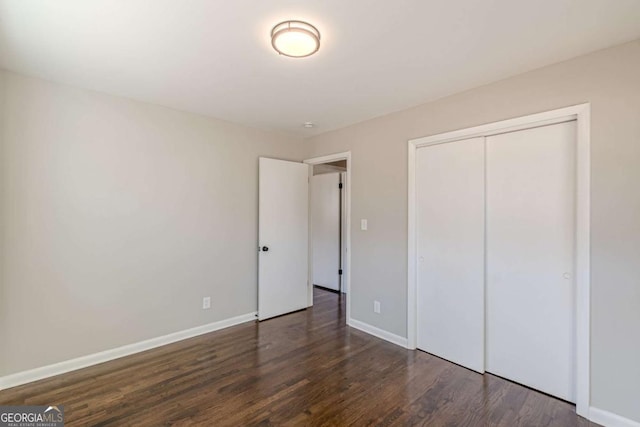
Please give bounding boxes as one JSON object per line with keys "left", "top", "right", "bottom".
{"left": 305, "top": 40, "right": 640, "bottom": 422}
{"left": 0, "top": 71, "right": 305, "bottom": 376}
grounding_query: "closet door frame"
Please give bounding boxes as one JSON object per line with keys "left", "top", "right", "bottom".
{"left": 407, "top": 104, "right": 591, "bottom": 417}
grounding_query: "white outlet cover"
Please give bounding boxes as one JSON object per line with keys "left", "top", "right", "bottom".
{"left": 374, "top": 300, "right": 381, "bottom": 313}
{"left": 202, "top": 297, "right": 211, "bottom": 309}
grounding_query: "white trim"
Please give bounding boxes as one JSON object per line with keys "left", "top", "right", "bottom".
{"left": 410, "top": 107, "right": 581, "bottom": 148}
{"left": 407, "top": 143, "right": 417, "bottom": 350}
{"left": 0, "top": 312, "right": 257, "bottom": 391}
{"left": 348, "top": 318, "right": 409, "bottom": 348}
{"left": 575, "top": 105, "right": 591, "bottom": 418}
{"left": 304, "top": 152, "right": 350, "bottom": 166}
{"left": 304, "top": 151, "right": 352, "bottom": 324}
{"left": 407, "top": 103, "right": 591, "bottom": 416}
{"left": 589, "top": 407, "right": 640, "bottom": 427}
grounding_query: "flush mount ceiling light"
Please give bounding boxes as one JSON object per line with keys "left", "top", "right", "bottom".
{"left": 271, "top": 20, "right": 320, "bottom": 58}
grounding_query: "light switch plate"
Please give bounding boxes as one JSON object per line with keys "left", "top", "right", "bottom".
{"left": 361, "top": 219, "right": 368, "bottom": 231}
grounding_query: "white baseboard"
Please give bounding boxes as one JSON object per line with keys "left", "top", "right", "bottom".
{"left": 589, "top": 407, "right": 640, "bottom": 427}
{"left": 348, "top": 318, "right": 409, "bottom": 348}
{"left": 0, "top": 311, "right": 257, "bottom": 391}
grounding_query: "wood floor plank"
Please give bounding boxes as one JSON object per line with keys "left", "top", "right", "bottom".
{"left": 0, "top": 288, "right": 599, "bottom": 426}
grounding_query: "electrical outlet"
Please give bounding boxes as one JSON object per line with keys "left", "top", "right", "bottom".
{"left": 202, "top": 297, "right": 211, "bottom": 310}
{"left": 374, "top": 300, "right": 381, "bottom": 314}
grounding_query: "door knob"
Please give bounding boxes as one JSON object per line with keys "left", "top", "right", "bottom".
{"left": 563, "top": 272, "right": 571, "bottom": 279}
{"left": 262, "top": 246, "right": 269, "bottom": 252}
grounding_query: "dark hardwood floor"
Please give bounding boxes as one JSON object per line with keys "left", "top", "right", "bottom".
{"left": 0, "top": 288, "right": 598, "bottom": 426}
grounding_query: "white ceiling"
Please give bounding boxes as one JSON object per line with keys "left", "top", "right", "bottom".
{"left": 1, "top": 0, "right": 639, "bottom": 136}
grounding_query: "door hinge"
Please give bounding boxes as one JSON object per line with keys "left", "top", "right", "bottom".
{"left": 339, "top": 269, "right": 343, "bottom": 275}
{"left": 338, "top": 183, "right": 343, "bottom": 189}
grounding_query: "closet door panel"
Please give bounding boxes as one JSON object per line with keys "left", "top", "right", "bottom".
{"left": 486, "top": 121, "right": 576, "bottom": 402}
{"left": 416, "top": 137, "right": 485, "bottom": 373}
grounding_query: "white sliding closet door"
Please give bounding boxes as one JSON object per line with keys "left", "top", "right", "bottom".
{"left": 486, "top": 121, "right": 576, "bottom": 402}
{"left": 416, "top": 137, "right": 485, "bottom": 373}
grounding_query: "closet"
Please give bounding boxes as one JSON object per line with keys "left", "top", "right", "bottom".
{"left": 416, "top": 120, "right": 577, "bottom": 403}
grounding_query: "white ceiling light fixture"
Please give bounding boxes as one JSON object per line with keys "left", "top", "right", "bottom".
{"left": 271, "top": 20, "right": 320, "bottom": 58}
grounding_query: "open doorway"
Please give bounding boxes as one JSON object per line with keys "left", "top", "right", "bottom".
{"left": 304, "top": 152, "right": 351, "bottom": 322}
{"left": 311, "top": 161, "right": 346, "bottom": 294}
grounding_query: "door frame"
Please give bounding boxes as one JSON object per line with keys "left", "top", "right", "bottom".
{"left": 407, "top": 104, "right": 590, "bottom": 417}
{"left": 304, "top": 151, "right": 351, "bottom": 321}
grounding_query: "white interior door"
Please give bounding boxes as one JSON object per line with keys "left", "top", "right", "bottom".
{"left": 340, "top": 171, "right": 348, "bottom": 294}
{"left": 258, "top": 157, "right": 309, "bottom": 320}
{"left": 486, "top": 121, "right": 576, "bottom": 402}
{"left": 416, "top": 137, "right": 485, "bottom": 373}
{"left": 311, "top": 172, "right": 340, "bottom": 291}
